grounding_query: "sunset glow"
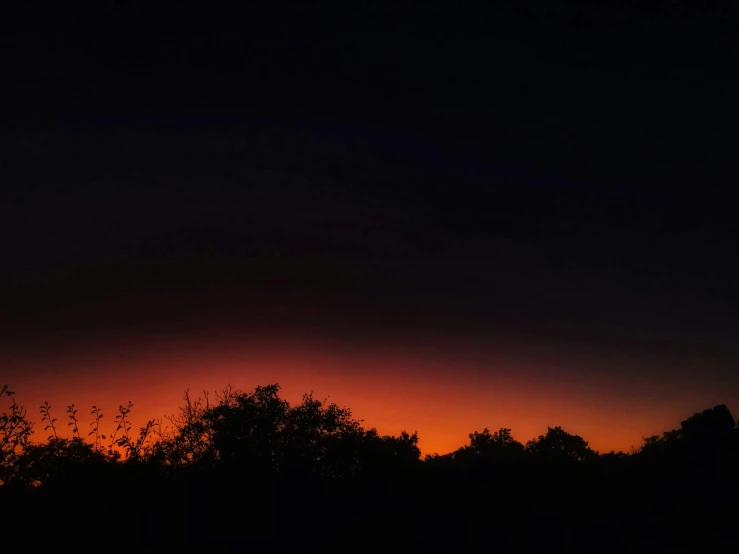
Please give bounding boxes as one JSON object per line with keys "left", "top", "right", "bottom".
{"left": 5, "top": 325, "right": 736, "bottom": 456}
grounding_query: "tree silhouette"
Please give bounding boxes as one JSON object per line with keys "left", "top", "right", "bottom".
{"left": 203, "top": 383, "right": 289, "bottom": 472}
{"left": 471, "top": 427, "right": 524, "bottom": 455}
{"left": 525, "top": 426, "right": 595, "bottom": 463}
{"left": 11, "top": 437, "right": 109, "bottom": 488}
{"left": 681, "top": 404, "right": 736, "bottom": 439}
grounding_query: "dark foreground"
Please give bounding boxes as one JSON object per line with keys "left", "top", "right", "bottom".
{"left": 2, "top": 385, "right": 737, "bottom": 552}
{"left": 4, "top": 462, "right": 738, "bottom": 553}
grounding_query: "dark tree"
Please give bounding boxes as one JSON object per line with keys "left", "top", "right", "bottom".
{"left": 525, "top": 426, "right": 595, "bottom": 463}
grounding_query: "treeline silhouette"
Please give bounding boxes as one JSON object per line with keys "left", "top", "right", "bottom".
{"left": 2, "top": 383, "right": 738, "bottom": 552}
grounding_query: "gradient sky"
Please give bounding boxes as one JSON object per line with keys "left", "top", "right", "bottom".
{"left": 3, "top": 3, "right": 738, "bottom": 455}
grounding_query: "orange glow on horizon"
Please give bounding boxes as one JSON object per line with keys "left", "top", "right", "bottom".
{"left": 3, "top": 327, "right": 738, "bottom": 456}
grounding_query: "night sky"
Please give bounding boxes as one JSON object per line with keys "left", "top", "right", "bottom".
{"left": 3, "top": 2, "right": 738, "bottom": 454}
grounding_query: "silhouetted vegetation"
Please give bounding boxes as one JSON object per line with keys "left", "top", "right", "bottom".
{"left": 2, "top": 382, "right": 738, "bottom": 552}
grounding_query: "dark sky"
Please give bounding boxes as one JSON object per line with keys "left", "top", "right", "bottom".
{"left": 2, "top": 2, "right": 738, "bottom": 452}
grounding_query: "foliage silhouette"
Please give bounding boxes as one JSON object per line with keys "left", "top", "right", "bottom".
{"left": 1, "top": 383, "right": 738, "bottom": 552}
{"left": 0, "top": 385, "right": 34, "bottom": 486}
{"left": 525, "top": 425, "right": 596, "bottom": 463}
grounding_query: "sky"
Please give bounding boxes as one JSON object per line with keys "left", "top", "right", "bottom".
{"left": 2, "top": 2, "right": 738, "bottom": 454}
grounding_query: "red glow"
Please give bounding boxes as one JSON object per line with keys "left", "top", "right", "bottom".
{"left": 4, "top": 327, "right": 738, "bottom": 455}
